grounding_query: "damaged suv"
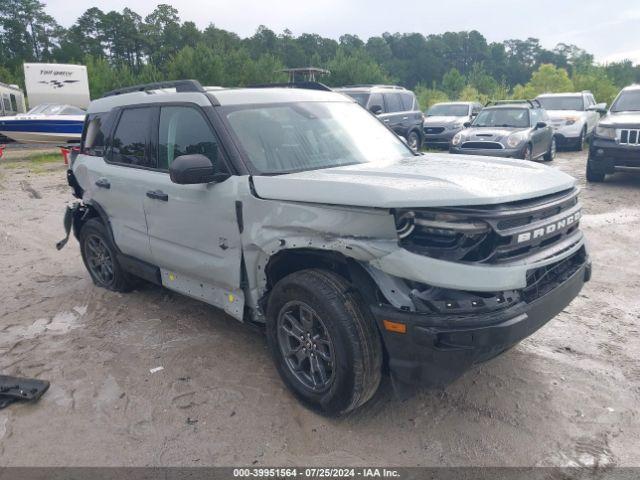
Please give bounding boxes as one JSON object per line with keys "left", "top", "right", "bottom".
{"left": 59, "top": 80, "right": 591, "bottom": 416}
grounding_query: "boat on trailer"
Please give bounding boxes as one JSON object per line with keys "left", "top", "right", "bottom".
{"left": 0, "top": 103, "right": 85, "bottom": 143}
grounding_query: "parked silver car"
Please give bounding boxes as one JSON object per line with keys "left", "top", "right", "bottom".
{"left": 58, "top": 80, "right": 590, "bottom": 416}
{"left": 423, "top": 102, "right": 483, "bottom": 148}
{"left": 536, "top": 92, "right": 606, "bottom": 150}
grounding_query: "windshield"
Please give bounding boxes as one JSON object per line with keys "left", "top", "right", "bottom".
{"left": 339, "top": 92, "right": 369, "bottom": 107}
{"left": 472, "top": 108, "right": 530, "bottom": 128}
{"left": 427, "top": 104, "right": 469, "bottom": 116}
{"left": 537, "top": 96, "right": 584, "bottom": 111}
{"left": 611, "top": 90, "right": 640, "bottom": 112}
{"left": 223, "top": 101, "right": 414, "bottom": 174}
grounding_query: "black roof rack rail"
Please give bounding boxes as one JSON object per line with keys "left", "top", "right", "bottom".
{"left": 247, "top": 81, "right": 333, "bottom": 92}
{"left": 339, "top": 84, "right": 405, "bottom": 90}
{"left": 102, "top": 79, "right": 205, "bottom": 98}
{"left": 485, "top": 99, "right": 541, "bottom": 108}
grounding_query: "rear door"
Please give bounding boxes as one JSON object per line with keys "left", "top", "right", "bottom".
{"left": 142, "top": 104, "right": 244, "bottom": 319}
{"left": 380, "top": 92, "right": 404, "bottom": 135}
{"left": 81, "top": 106, "right": 158, "bottom": 263}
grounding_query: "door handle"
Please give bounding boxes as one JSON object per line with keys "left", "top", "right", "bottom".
{"left": 146, "top": 190, "right": 168, "bottom": 202}
{"left": 95, "top": 178, "right": 110, "bottom": 189}
{"left": 383, "top": 119, "right": 390, "bottom": 123}
{"left": 402, "top": 116, "right": 408, "bottom": 120}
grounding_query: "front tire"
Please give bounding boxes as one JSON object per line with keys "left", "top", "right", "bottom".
{"left": 79, "top": 218, "right": 134, "bottom": 292}
{"left": 586, "top": 158, "right": 605, "bottom": 182}
{"left": 266, "top": 269, "right": 382, "bottom": 416}
{"left": 575, "top": 127, "right": 586, "bottom": 151}
{"left": 543, "top": 137, "right": 556, "bottom": 162}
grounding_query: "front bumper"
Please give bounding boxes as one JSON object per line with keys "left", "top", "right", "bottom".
{"left": 423, "top": 128, "right": 459, "bottom": 147}
{"left": 589, "top": 137, "right": 640, "bottom": 172}
{"left": 449, "top": 145, "right": 524, "bottom": 158}
{"left": 371, "top": 257, "right": 591, "bottom": 387}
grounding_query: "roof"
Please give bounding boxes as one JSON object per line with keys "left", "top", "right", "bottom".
{"left": 622, "top": 84, "right": 640, "bottom": 91}
{"left": 88, "top": 86, "right": 352, "bottom": 114}
{"left": 536, "top": 92, "right": 585, "bottom": 98}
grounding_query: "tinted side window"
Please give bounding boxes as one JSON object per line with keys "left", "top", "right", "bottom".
{"left": 2, "top": 95, "right": 10, "bottom": 111}
{"left": 400, "top": 92, "right": 415, "bottom": 111}
{"left": 384, "top": 93, "right": 403, "bottom": 113}
{"left": 82, "top": 112, "right": 114, "bottom": 157}
{"left": 110, "top": 108, "right": 154, "bottom": 168}
{"left": 158, "top": 106, "right": 220, "bottom": 171}
{"left": 368, "top": 92, "right": 384, "bottom": 111}
{"left": 10, "top": 94, "right": 17, "bottom": 112}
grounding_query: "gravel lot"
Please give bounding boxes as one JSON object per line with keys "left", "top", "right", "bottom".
{"left": 0, "top": 150, "right": 638, "bottom": 467}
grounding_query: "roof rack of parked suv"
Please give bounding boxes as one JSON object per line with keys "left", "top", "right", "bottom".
{"left": 102, "top": 79, "right": 206, "bottom": 98}
{"left": 247, "top": 81, "right": 333, "bottom": 92}
{"left": 341, "top": 84, "right": 406, "bottom": 90}
{"left": 485, "top": 99, "right": 541, "bottom": 108}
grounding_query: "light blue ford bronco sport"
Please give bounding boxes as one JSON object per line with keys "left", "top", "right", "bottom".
{"left": 58, "top": 80, "right": 591, "bottom": 415}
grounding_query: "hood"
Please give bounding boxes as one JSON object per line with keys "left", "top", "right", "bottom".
{"left": 252, "top": 154, "right": 576, "bottom": 208}
{"left": 460, "top": 127, "right": 527, "bottom": 141}
{"left": 601, "top": 111, "right": 640, "bottom": 127}
{"left": 545, "top": 110, "right": 585, "bottom": 120}
{"left": 424, "top": 115, "right": 466, "bottom": 125}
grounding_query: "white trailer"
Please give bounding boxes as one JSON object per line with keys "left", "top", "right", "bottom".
{"left": 0, "top": 82, "right": 26, "bottom": 116}
{"left": 23, "top": 63, "right": 90, "bottom": 109}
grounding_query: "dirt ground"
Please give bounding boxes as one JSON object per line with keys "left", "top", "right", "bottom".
{"left": 0, "top": 150, "right": 639, "bottom": 467}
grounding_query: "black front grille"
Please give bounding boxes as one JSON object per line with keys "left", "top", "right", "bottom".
{"left": 400, "top": 188, "right": 582, "bottom": 265}
{"left": 424, "top": 126, "right": 445, "bottom": 134}
{"left": 461, "top": 141, "right": 503, "bottom": 149}
{"left": 620, "top": 129, "right": 640, "bottom": 146}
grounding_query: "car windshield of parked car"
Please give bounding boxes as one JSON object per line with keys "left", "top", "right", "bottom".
{"left": 611, "top": 90, "right": 640, "bottom": 112}
{"left": 426, "top": 104, "right": 469, "bottom": 116}
{"left": 340, "top": 92, "right": 369, "bottom": 107}
{"left": 537, "top": 96, "right": 584, "bottom": 111}
{"left": 224, "top": 101, "right": 415, "bottom": 174}
{"left": 472, "top": 108, "right": 530, "bottom": 128}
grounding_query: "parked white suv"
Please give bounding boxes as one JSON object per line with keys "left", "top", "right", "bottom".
{"left": 57, "top": 80, "right": 591, "bottom": 416}
{"left": 536, "top": 92, "right": 605, "bottom": 150}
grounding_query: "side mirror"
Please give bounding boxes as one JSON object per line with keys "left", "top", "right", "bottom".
{"left": 169, "top": 154, "right": 222, "bottom": 185}
{"left": 470, "top": 112, "right": 478, "bottom": 118}
{"left": 588, "top": 103, "right": 608, "bottom": 114}
{"left": 463, "top": 121, "right": 472, "bottom": 128}
{"left": 369, "top": 104, "right": 383, "bottom": 115}
{"left": 535, "top": 121, "right": 547, "bottom": 129}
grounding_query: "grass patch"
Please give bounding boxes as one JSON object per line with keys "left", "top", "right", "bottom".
{"left": 1, "top": 152, "right": 64, "bottom": 171}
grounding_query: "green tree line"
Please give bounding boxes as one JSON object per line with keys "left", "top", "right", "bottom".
{"left": 1, "top": 0, "right": 639, "bottom": 106}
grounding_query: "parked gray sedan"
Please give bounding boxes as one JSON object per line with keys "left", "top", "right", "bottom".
{"left": 449, "top": 101, "right": 556, "bottom": 161}
{"left": 423, "top": 102, "right": 483, "bottom": 148}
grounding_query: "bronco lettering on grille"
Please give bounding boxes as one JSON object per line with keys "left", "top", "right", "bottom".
{"left": 516, "top": 211, "right": 581, "bottom": 244}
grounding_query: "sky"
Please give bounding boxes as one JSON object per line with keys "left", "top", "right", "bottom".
{"left": 44, "top": 0, "right": 640, "bottom": 65}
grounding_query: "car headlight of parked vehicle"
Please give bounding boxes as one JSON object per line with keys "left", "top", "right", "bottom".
{"left": 594, "top": 125, "right": 616, "bottom": 139}
{"left": 394, "top": 209, "right": 492, "bottom": 261}
{"left": 452, "top": 132, "right": 464, "bottom": 145}
{"left": 563, "top": 116, "right": 578, "bottom": 126}
{"left": 506, "top": 132, "right": 528, "bottom": 148}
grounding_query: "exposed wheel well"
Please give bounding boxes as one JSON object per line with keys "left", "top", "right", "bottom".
{"left": 263, "top": 249, "right": 380, "bottom": 305}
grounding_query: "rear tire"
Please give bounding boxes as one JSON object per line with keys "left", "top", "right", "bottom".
{"left": 407, "top": 130, "right": 421, "bottom": 151}
{"left": 586, "top": 158, "right": 605, "bottom": 183}
{"left": 266, "top": 269, "right": 382, "bottom": 416}
{"left": 79, "top": 218, "right": 135, "bottom": 292}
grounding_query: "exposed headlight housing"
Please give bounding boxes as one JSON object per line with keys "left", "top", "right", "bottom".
{"left": 564, "top": 116, "right": 578, "bottom": 126}
{"left": 452, "top": 132, "right": 463, "bottom": 146}
{"left": 595, "top": 125, "right": 616, "bottom": 139}
{"left": 394, "top": 209, "right": 492, "bottom": 261}
{"left": 506, "top": 132, "right": 527, "bottom": 148}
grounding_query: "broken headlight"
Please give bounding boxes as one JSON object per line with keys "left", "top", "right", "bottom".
{"left": 395, "top": 209, "right": 494, "bottom": 261}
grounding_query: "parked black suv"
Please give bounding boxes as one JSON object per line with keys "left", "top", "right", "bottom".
{"left": 335, "top": 85, "right": 424, "bottom": 150}
{"left": 587, "top": 85, "right": 640, "bottom": 182}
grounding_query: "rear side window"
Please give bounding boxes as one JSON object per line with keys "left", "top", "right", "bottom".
{"left": 110, "top": 107, "right": 155, "bottom": 168}
{"left": 384, "top": 93, "right": 403, "bottom": 113}
{"left": 2, "top": 95, "right": 10, "bottom": 111}
{"left": 158, "top": 106, "right": 220, "bottom": 171}
{"left": 400, "top": 92, "right": 416, "bottom": 111}
{"left": 10, "top": 94, "right": 17, "bottom": 112}
{"left": 82, "top": 113, "right": 114, "bottom": 157}
{"left": 368, "top": 92, "right": 384, "bottom": 111}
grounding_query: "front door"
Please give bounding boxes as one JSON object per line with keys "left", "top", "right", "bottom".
{"left": 142, "top": 104, "right": 244, "bottom": 319}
